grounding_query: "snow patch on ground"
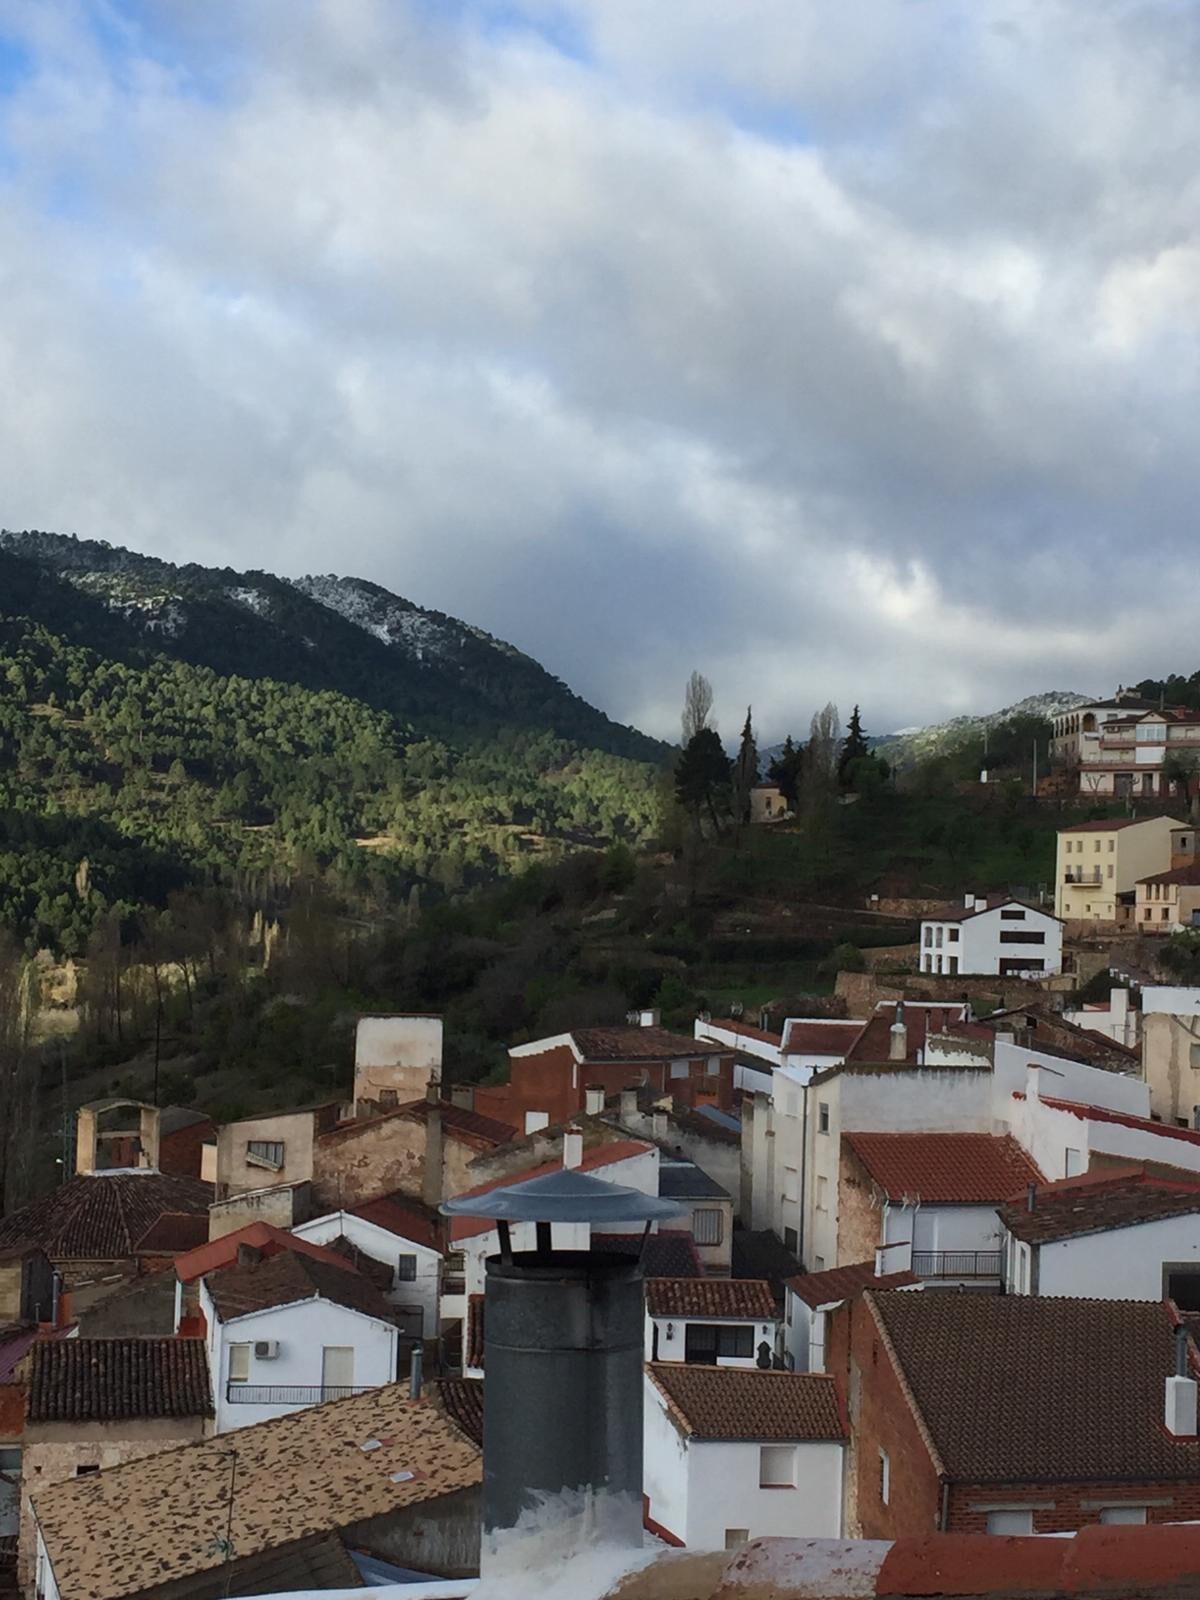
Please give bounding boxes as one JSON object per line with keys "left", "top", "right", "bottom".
{"left": 228, "top": 586, "right": 272, "bottom": 617}
{"left": 290, "top": 574, "right": 457, "bottom": 664}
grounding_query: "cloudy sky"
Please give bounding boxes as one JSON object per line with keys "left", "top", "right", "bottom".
{"left": 0, "top": 1, "right": 1196, "bottom": 742}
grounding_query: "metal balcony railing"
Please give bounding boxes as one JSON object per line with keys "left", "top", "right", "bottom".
{"left": 911, "top": 1250, "right": 1002, "bottom": 1279}
{"left": 225, "top": 1383, "right": 378, "bottom": 1405}
{"left": 1063, "top": 871, "right": 1102, "bottom": 885}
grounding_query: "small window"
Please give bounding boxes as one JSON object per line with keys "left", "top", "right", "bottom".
{"left": 0, "top": 1448, "right": 20, "bottom": 1475}
{"left": 1000, "top": 908, "right": 1025, "bottom": 920}
{"left": 724, "top": 1529, "right": 749, "bottom": 1548}
{"left": 1166, "top": 1268, "right": 1200, "bottom": 1313}
{"left": 75, "top": 1464, "right": 99, "bottom": 1477}
{"left": 246, "top": 1140, "right": 285, "bottom": 1169}
{"left": 947, "top": 927, "right": 959, "bottom": 942}
{"left": 670, "top": 1060, "right": 689, "bottom": 1079}
{"left": 1190, "top": 1045, "right": 1200, "bottom": 1070}
{"left": 228, "top": 1343, "right": 251, "bottom": 1383}
{"left": 1108, "top": 839, "right": 1115, "bottom": 851}
{"left": 693, "top": 1209, "right": 724, "bottom": 1246}
{"left": 986, "top": 1509, "right": 1033, "bottom": 1535}
{"left": 396, "top": 1254, "right": 418, "bottom": 1282}
{"left": 759, "top": 1444, "right": 797, "bottom": 1487}
{"left": 784, "top": 1226, "right": 797, "bottom": 1255}
{"left": 705, "top": 1056, "right": 720, "bottom": 1076}
{"left": 783, "top": 1166, "right": 799, "bottom": 1202}
{"left": 1099, "top": 1505, "right": 1147, "bottom": 1525}
{"left": 818, "top": 1102, "right": 830, "bottom": 1134}
{"left": 816, "top": 1176, "right": 829, "bottom": 1211}
{"left": 879, "top": 1447, "right": 890, "bottom": 1505}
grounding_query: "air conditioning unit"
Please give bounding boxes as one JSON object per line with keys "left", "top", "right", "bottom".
{"left": 254, "top": 1340, "right": 280, "bottom": 1360}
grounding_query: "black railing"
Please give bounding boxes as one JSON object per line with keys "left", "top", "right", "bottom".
{"left": 225, "top": 1383, "right": 378, "bottom": 1405}
{"left": 911, "top": 1250, "right": 1002, "bottom": 1279}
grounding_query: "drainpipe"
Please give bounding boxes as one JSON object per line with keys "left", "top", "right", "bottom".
{"left": 798, "top": 1082, "right": 810, "bottom": 1267}
{"left": 939, "top": 1478, "right": 951, "bottom": 1531}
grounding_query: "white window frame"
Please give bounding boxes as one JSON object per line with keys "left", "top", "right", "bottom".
{"left": 879, "top": 1447, "right": 890, "bottom": 1505}
{"left": 759, "top": 1444, "right": 797, "bottom": 1488}
{"left": 228, "top": 1343, "right": 250, "bottom": 1384}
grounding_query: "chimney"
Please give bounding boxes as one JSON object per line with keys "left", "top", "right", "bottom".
{"left": 1111, "top": 987, "right": 1129, "bottom": 1023}
{"left": 888, "top": 1003, "right": 908, "bottom": 1062}
{"left": 638, "top": 1008, "right": 661, "bottom": 1029}
{"left": 236, "top": 1242, "right": 262, "bottom": 1267}
{"left": 422, "top": 1089, "right": 443, "bottom": 1210}
{"left": 964, "top": 893, "right": 975, "bottom": 911}
{"left": 562, "top": 1127, "right": 584, "bottom": 1170}
{"left": 1026, "top": 1064, "right": 1040, "bottom": 1102}
{"left": 651, "top": 1109, "right": 669, "bottom": 1143}
{"left": 619, "top": 1087, "right": 639, "bottom": 1126}
{"left": 584, "top": 1085, "right": 605, "bottom": 1117}
{"left": 874, "top": 1246, "right": 887, "bottom": 1276}
{"left": 409, "top": 1344, "right": 424, "bottom": 1402}
{"left": 1167, "top": 1328, "right": 1198, "bottom": 1437}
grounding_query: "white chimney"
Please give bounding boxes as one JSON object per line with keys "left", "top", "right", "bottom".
{"left": 874, "top": 1246, "right": 887, "bottom": 1276}
{"left": 562, "top": 1127, "right": 584, "bottom": 1170}
{"left": 888, "top": 1003, "right": 908, "bottom": 1062}
{"left": 964, "top": 893, "right": 975, "bottom": 911}
{"left": 525, "top": 1110, "right": 550, "bottom": 1135}
{"left": 1025, "top": 1064, "right": 1040, "bottom": 1102}
{"left": 585, "top": 1085, "right": 605, "bottom": 1116}
{"left": 1111, "top": 987, "right": 1129, "bottom": 1023}
{"left": 652, "top": 1109, "right": 669, "bottom": 1143}
{"left": 875, "top": 1239, "right": 913, "bottom": 1275}
{"left": 1166, "top": 1375, "right": 1198, "bottom": 1438}
{"left": 639, "top": 1008, "right": 661, "bottom": 1029}
{"left": 619, "top": 1087, "right": 639, "bottom": 1125}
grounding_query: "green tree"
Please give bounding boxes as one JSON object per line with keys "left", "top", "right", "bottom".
{"left": 732, "top": 707, "right": 759, "bottom": 826}
{"left": 674, "top": 729, "right": 732, "bottom": 834}
{"left": 839, "top": 705, "right": 870, "bottom": 787}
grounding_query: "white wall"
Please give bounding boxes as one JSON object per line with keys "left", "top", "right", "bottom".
{"left": 353, "top": 1014, "right": 442, "bottom": 1104}
{"left": 1025, "top": 1210, "right": 1200, "bottom": 1300}
{"left": 202, "top": 1285, "right": 399, "bottom": 1432}
{"left": 1143, "top": 987, "right": 1200, "bottom": 1016}
{"left": 643, "top": 1377, "right": 691, "bottom": 1542}
{"left": 1009, "top": 1086, "right": 1200, "bottom": 1181}
{"left": 991, "top": 1041, "right": 1148, "bottom": 1117}
{"left": 685, "top": 1439, "right": 843, "bottom": 1545}
{"left": 644, "top": 1312, "right": 778, "bottom": 1366}
{"left": 291, "top": 1211, "right": 441, "bottom": 1337}
{"left": 696, "top": 1021, "right": 781, "bottom": 1068}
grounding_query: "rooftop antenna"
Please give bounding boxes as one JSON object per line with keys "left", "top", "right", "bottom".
{"left": 443, "top": 1168, "right": 683, "bottom": 1578}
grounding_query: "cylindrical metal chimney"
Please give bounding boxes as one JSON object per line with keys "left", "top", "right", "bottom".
{"left": 442, "top": 1166, "right": 683, "bottom": 1578}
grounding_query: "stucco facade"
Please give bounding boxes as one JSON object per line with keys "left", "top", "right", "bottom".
{"left": 1143, "top": 1004, "right": 1200, "bottom": 1124}
{"left": 1055, "top": 817, "right": 1182, "bottom": 922}
{"left": 291, "top": 1210, "right": 441, "bottom": 1339}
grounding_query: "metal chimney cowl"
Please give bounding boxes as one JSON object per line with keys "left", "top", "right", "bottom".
{"left": 442, "top": 1167, "right": 683, "bottom": 1580}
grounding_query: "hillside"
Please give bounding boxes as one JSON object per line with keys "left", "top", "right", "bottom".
{"left": 873, "top": 691, "right": 1091, "bottom": 770}
{"left": 0, "top": 533, "right": 667, "bottom": 952}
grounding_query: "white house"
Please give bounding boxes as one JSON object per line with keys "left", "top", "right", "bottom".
{"left": 999, "top": 1170, "right": 1200, "bottom": 1303}
{"left": 643, "top": 1365, "right": 845, "bottom": 1548}
{"left": 1008, "top": 1066, "right": 1200, "bottom": 1184}
{"left": 291, "top": 1192, "right": 443, "bottom": 1342}
{"left": 1062, "top": 986, "right": 1140, "bottom": 1049}
{"left": 644, "top": 1278, "right": 778, "bottom": 1367}
{"left": 783, "top": 1256, "right": 920, "bottom": 1373}
{"left": 199, "top": 1247, "right": 400, "bottom": 1432}
{"left": 695, "top": 1015, "right": 864, "bottom": 1098}
{"left": 919, "top": 896, "right": 1063, "bottom": 977}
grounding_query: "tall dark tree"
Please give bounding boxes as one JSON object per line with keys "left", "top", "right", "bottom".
{"left": 768, "top": 736, "right": 803, "bottom": 807}
{"left": 733, "top": 707, "right": 759, "bottom": 825}
{"left": 674, "top": 729, "right": 732, "bottom": 834}
{"left": 839, "top": 704, "right": 869, "bottom": 786}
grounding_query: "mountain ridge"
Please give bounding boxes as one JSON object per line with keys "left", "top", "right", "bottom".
{"left": 873, "top": 690, "right": 1091, "bottom": 769}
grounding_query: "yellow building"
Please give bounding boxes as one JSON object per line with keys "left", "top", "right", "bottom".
{"left": 1134, "top": 862, "right": 1200, "bottom": 934}
{"left": 1054, "top": 815, "right": 1184, "bottom": 923}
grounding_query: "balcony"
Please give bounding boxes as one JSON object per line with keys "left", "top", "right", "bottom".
{"left": 911, "top": 1250, "right": 1002, "bottom": 1279}
{"left": 226, "top": 1383, "right": 378, "bottom": 1406}
{"left": 1063, "top": 871, "right": 1102, "bottom": 886}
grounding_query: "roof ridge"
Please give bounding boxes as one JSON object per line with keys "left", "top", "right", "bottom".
{"left": 864, "top": 1291, "right": 948, "bottom": 1479}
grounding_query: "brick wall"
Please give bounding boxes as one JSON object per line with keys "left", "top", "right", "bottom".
{"left": 20, "top": 1417, "right": 209, "bottom": 1590}
{"left": 475, "top": 1049, "right": 734, "bottom": 1131}
{"left": 946, "top": 1478, "right": 1200, "bottom": 1534}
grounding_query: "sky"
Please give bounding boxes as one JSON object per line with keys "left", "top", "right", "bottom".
{"left": 0, "top": 1, "right": 1197, "bottom": 743}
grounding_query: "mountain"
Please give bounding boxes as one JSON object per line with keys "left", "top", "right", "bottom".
{"left": 0, "top": 531, "right": 662, "bottom": 760}
{"left": 872, "top": 691, "right": 1092, "bottom": 770}
{"left": 0, "top": 532, "right": 667, "bottom": 952}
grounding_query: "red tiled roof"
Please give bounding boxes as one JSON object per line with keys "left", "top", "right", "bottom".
{"left": 204, "top": 1250, "right": 394, "bottom": 1324}
{"left": 868, "top": 1290, "right": 1200, "bottom": 1482}
{"left": 448, "top": 1141, "right": 655, "bottom": 1240}
{"left": 592, "top": 1232, "right": 704, "bottom": 1276}
{"left": 397, "top": 1099, "right": 516, "bottom": 1148}
{"left": 1000, "top": 1169, "right": 1200, "bottom": 1244}
{"left": 1061, "top": 816, "right": 1183, "bottom": 833}
{"left": 466, "top": 1293, "right": 485, "bottom": 1370}
{"left": 0, "top": 1173, "right": 213, "bottom": 1262}
{"left": 28, "top": 1338, "right": 213, "bottom": 1422}
{"left": 783, "top": 1020, "right": 864, "bottom": 1056}
{"left": 844, "top": 1004, "right": 970, "bottom": 1065}
{"left": 1139, "top": 862, "right": 1200, "bottom": 888}
{"left": 134, "top": 1212, "right": 210, "bottom": 1254}
{"left": 647, "top": 1364, "right": 847, "bottom": 1442}
{"left": 348, "top": 1191, "right": 442, "bottom": 1252}
{"left": 644, "top": 1278, "right": 776, "bottom": 1320}
{"left": 436, "top": 1377, "right": 483, "bottom": 1447}
{"left": 843, "top": 1132, "right": 1042, "bottom": 1204}
{"left": 706, "top": 1018, "right": 781, "bottom": 1046}
{"left": 174, "top": 1222, "right": 357, "bottom": 1285}
{"left": 1016, "top": 1091, "right": 1200, "bottom": 1148}
{"left": 570, "top": 1027, "right": 726, "bottom": 1062}
{"left": 787, "top": 1260, "right": 921, "bottom": 1309}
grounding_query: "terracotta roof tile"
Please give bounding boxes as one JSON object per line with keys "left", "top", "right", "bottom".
{"left": 1000, "top": 1170, "right": 1200, "bottom": 1244}
{"left": 33, "top": 1382, "right": 480, "bottom": 1600}
{"left": 396, "top": 1099, "right": 516, "bottom": 1147}
{"left": 844, "top": 1004, "right": 970, "bottom": 1065}
{"left": 1061, "top": 816, "right": 1183, "bottom": 833}
{"left": 205, "top": 1251, "right": 395, "bottom": 1324}
{"left": 436, "top": 1377, "right": 483, "bottom": 1447}
{"left": 783, "top": 1020, "right": 865, "bottom": 1056}
{"left": 868, "top": 1291, "right": 1200, "bottom": 1482}
{"left": 787, "top": 1260, "right": 920, "bottom": 1309}
{"left": 1020, "top": 1092, "right": 1200, "bottom": 1148}
{"left": 0, "top": 1173, "right": 212, "bottom": 1261}
{"left": 174, "top": 1222, "right": 356, "bottom": 1285}
{"left": 27, "top": 1338, "right": 212, "bottom": 1423}
{"left": 348, "top": 1191, "right": 443, "bottom": 1252}
{"left": 844, "top": 1132, "right": 1042, "bottom": 1204}
{"left": 647, "top": 1363, "right": 846, "bottom": 1442}
{"left": 570, "top": 1026, "right": 726, "bottom": 1061}
{"left": 133, "top": 1212, "right": 210, "bottom": 1254}
{"left": 644, "top": 1277, "right": 776, "bottom": 1320}
{"left": 1140, "top": 862, "right": 1200, "bottom": 887}
{"left": 707, "top": 1018, "right": 781, "bottom": 1046}
{"left": 591, "top": 1232, "right": 704, "bottom": 1276}
{"left": 466, "top": 1293, "right": 485, "bottom": 1370}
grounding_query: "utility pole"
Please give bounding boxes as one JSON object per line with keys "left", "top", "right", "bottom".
{"left": 1032, "top": 740, "right": 1038, "bottom": 797}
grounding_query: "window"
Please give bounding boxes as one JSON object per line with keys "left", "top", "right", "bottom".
{"left": 74, "top": 1464, "right": 99, "bottom": 1477}
{"left": 947, "top": 927, "right": 959, "bottom": 942}
{"left": 670, "top": 1060, "right": 689, "bottom": 1079}
{"left": 1108, "top": 839, "right": 1115, "bottom": 851}
{"left": 1065, "top": 1147, "right": 1083, "bottom": 1177}
{"left": 999, "top": 931, "right": 1045, "bottom": 944}
{"left": 879, "top": 1447, "right": 890, "bottom": 1505}
{"left": 724, "top": 1529, "right": 749, "bottom": 1548}
{"left": 1000, "top": 958, "right": 1044, "bottom": 974}
{"left": 705, "top": 1055, "right": 720, "bottom": 1075}
{"left": 947, "top": 956, "right": 959, "bottom": 975}
{"left": 1190, "top": 1044, "right": 1200, "bottom": 1070}
{"left": 1099, "top": 1505, "right": 1147, "bottom": 1525}
{"left": 1000, "top": 908, "right": 1025, "bottom": 920}
{"left": 685, "top": 1322, "right": 753, "bottom": 1362}
{"left": 0, "top": 1447, "right": 20, "bottom": 1476}
{"left": 1165, "top": 1266, "right": 1200, "bottom": 1313}
{"left": 1094, "top": 840, "right": 1101, "bottom": 852}
{"left": 444, "top": 1250, "right": 466, "bottom": 1294}
{"left": 246, "top": 1140, "right": 284, "bottom": 1168}
{"left": 783, "top": 1166, "right": 799, "bottom": 1202}
{"left": 759, "top": 1445, "right": 797, "bottom": 1487}
{"left": 693, "top": 1208, "right": 724, "bottom": 1246}
{"left": 923, "top": 926, "right": 933, "bottom": 945}
{"left": 986, "top": 1510, "right": 1033, "bottom": 1535}
{"left": 1106, "top": 865, "right": 1113, "bottom": 878}
{"left": 321, "top": 1346, "right": 355, "bottom": 1392}
{"left": 394, "top": 1306, "right": 424, "bottom": 1340}
{"left": 818, "top": 1102, "right": 830, "bottom": 1134}
{"left": 783, "top": 1226, "right": 798, "bottom": 1255}
{"left": 816, "top": 1176, "right": 829, "bottom": 1211}
{"left": 813, "top": 1256, "right": 825, "bottom": 1271}
{"left": 396, "top": 1254, "right": 418, "bottom": 1282}
{"left": 1163, "top": 908, "right": 1172, "bottom": 922}
{"left": 228, "top": 1343, "right": 250, "bottom": 1383}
